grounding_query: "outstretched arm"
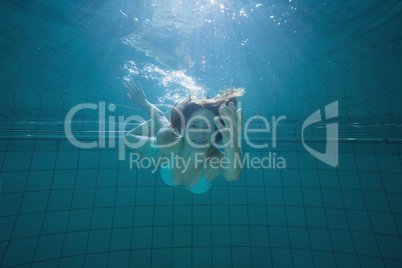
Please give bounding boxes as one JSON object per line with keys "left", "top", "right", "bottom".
{"left": 124, "top": 79, "right": 170, "bottom": 135}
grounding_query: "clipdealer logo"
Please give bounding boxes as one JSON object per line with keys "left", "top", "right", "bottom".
{"left": 63, "top": 100, "right": 339, "bottom": 168}
{"left": 302, "top": 101, "right": 339, "bottom": 167}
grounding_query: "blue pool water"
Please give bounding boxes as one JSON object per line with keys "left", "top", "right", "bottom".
{"left": 0, "top": 0, "right": 402, "bottom": 267}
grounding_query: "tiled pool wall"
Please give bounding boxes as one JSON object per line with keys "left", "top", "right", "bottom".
{"left": 0, "top": 138, "right": 401, "bottom": 267}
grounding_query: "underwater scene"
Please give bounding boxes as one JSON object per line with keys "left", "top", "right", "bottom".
{"left": 0, "top": 0, "right": 401, "bottom": 267}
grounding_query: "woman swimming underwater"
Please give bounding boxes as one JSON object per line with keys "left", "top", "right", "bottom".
{"left": 124, "top": 80, "right": 244, "bottom": 194}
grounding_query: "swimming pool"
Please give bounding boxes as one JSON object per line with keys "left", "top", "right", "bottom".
{"left": 1, "top": 0, "right": 401, "bottom": 267}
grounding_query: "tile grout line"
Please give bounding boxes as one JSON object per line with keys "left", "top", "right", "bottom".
{"left": 105, "top": 151, "right": 121, "bottom": 267}
{"left": 371, "top": 144, "right": 395, "bottom": 266}
{"left": 280, "top": 149, "right": 294, "bottom": 268}
{"left": 262, "top": 149, "right": 274, "bottom": 267}
{"left": 82, "top": 146, "right": 102, "bottom": 265}
{"left": 295, "top": 147, "right": 316, "bottom": 268}
{"left": 128, "top": 163, "right": 138, "bottom": 267}
{"left": 30, "top": 140, "right": 59, "bottom": 267}
{"left": 0, "top": 141, "right": 26, "bottom": 268}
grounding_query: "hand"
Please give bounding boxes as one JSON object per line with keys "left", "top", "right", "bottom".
{"left": 214, "top": 101, "right": 243, "bottom": 146}
{"left": 124, "top": 79, "right": 147, "bottom": 107}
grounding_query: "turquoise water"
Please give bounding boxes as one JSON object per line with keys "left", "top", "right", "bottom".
{"left": 1, "top": 0, "right": 402, "bottom": 267}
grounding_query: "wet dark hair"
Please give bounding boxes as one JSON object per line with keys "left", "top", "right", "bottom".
{"left": 169, "top": 88, "right": 245, "bottom": 143}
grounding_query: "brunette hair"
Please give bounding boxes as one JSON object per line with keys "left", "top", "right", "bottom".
{"left": 169, "top": 88, "right": 245, "bottom": 143}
